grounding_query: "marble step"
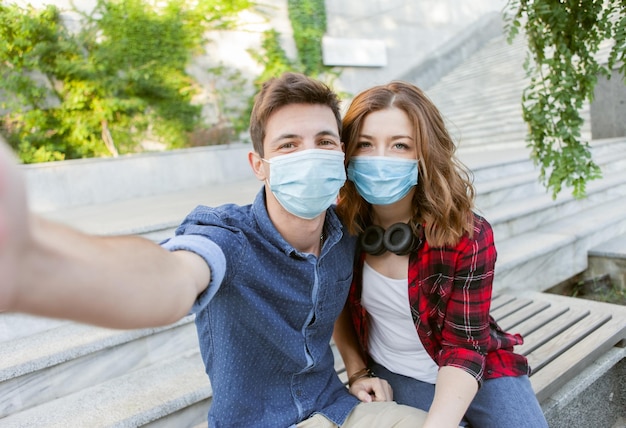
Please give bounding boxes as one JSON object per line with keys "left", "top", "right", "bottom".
{"left": 0, "top": 349, "right": 210, "bottom": 428}
{"left": 486, "top": 165, "right": 626, "bottom": 242}
{"left": 0, "top": 315, "right": 198, "bottom": 419}
{"left": 37, "top": 179, "right": 262, "bottom": 237}
{"left": 494, "top": 196, "right": 626, "bottom": 292}
{"left": 431, "top": 83, "right": 526, "bottom": 109}
{"left": 475, "top": 169, "right": 546, "bottom": 211}
{"left": 474, "top": 138, "right": 626, "bottom": 210}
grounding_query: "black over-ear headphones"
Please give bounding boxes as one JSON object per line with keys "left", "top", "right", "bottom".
{"left": 359, "top": 223, "right": 422, "bottom": 256}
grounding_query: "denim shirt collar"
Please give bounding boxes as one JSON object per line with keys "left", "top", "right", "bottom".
{"left": 251, "top": 185, "right": 344, "bottom": 257}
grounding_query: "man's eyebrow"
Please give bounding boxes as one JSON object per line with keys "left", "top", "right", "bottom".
{"left": 270, "top": 130, "right": 340, "bottom": 144}
{"left": 268, "top": 133, "right": 302, "bottom": 145}
{"left": 316, "top": 130, "right": 340, "bottom": 139}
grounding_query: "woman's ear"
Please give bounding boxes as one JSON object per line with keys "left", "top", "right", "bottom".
{"left": 248, "top": 151, "right": 267, "bottom": 181}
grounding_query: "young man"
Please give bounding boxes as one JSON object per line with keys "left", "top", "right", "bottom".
{"left": 0, "top": 73, "right": 427, "bottom": 427}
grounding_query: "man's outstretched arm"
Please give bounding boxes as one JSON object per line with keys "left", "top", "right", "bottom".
{"left": 0, "top": 140, "right": 211, "bottom": 329}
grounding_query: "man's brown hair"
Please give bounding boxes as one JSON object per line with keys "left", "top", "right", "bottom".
{"left": 249, "top": 72, "right": 342, "bottom": 156}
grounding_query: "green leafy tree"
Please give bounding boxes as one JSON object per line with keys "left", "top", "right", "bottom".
{"left": 0, "top": 0, "right": 250, "bottom": 163}
{"left": 505, "top": 0, "right": 626, "bottom": 198}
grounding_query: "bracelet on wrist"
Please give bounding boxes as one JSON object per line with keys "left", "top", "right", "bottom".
{"left": 348, "top": 367, "right": 375, "bottom": 386}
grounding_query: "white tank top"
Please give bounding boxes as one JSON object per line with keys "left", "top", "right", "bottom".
{"left": 361, "top": 261, "right": 439, "bottom": 384}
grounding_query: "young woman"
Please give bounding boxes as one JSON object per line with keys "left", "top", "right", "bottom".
{"left": 333, "top": 81, "right": 548, "bottom": 428}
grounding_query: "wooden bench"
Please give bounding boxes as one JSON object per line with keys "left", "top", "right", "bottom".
{"left": 333, "top": 290, "right": 626, "bottom": 407}
{"left": 491, "top": 291, "right": 625, "bottom": 402}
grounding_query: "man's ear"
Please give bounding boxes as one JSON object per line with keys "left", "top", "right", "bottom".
{"left": 248, "top": 151, "right": 267, "bottom": 181}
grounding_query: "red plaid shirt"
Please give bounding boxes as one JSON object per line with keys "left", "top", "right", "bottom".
{"left": 348, "top": 214, "right": 530, "bottom": 386}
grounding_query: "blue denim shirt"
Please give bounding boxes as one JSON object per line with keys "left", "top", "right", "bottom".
{"left": 161, "top": 188, "right": 359, "bottom": 427}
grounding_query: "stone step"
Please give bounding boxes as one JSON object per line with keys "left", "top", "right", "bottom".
{"left": 0, "top": 315, "right": 198, "bottom": 418}
{"left": 37, "top": 179, "right": 262, "bottom": 237}
{"left": 585, "top": 232, "right": 626, "bottom": 291}
{"left": 472, "top": 137, "right": 626, "bottom": 209}
{"left": 494, "top": 196, "right": 626, "bottom": 292}
{"left": 0, "top": 349, "right": 210, "bottom": 428}
{"left": 487, "top": 167, "right": 626, "bottom": 241}
{"left": 24, "top": 143, "right": 255, "bottom": 213}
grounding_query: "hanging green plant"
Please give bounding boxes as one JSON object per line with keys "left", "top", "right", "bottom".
{"left": 505, "top": 0, "right": 625, "bottom": 199}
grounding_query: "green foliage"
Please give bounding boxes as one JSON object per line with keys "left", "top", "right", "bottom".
{"left": 287, "top": 0, "right": 327, "bottom": 77}
{"left": 204, "top": 64, "right": 251, "bottom": 141}
{"left": 249, "top": 29, "right": 298, "bottom": 86}
{"left": 505, "top": 0, "right": 625, "bottom": 199}
{"left": 244, "top": 0, "right": 344, "bottom": 125}
{"left": 0, "top": 0, "right": 251, "bottom": 163}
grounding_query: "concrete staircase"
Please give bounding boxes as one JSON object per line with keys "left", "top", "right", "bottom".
{"left": 2, "top": 22, "right": 626, "bottom": 428}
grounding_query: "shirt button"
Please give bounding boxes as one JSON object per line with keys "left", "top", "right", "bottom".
{"left": 296, "top": 390, "right": 302, "bottom": 397}
{"left": 487, "top": 369, "right": 493, "bottom": 375}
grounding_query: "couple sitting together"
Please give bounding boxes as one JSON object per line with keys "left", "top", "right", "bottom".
{"left": 0, "top": 72, "right": 547, "bottom": 428}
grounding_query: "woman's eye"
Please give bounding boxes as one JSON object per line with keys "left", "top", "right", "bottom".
{"left": 356, "top": 141, "right": 371, "bottom": 149}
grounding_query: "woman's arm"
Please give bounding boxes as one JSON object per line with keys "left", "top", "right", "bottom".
{"left": 425, "top": 216, "right": 496, "bottom": 426}
{"left": 333, "top": 304, "right": 393, "bottom": 402}
{"left": 424, "top": 366, "right": 478, "bottom": 428}
{"left": 1, "top": 141, "right": 211, "bottom": 329}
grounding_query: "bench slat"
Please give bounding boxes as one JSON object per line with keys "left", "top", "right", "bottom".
{"left": 490, "top": 297, "right": 532, "bottom": 321}
{"left": 505, "top": 303, "right": 570, "bottom": 340}
{"left": 529, "top": 314, "right": 626, "bottom": 401}
{"left": 517, "top": 308, "right": 592, "bottom": 355}
{"left": 525, "top": 312, "right": 611, "bottom": 372}
{"left": 490, "top": 293, "right": 515, "bottom": 310}
{"left": 496, "top": 300, "right": 551, "bottom": 331}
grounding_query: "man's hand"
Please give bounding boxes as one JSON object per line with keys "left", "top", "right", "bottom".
{"left": 349, "top": 376, "right": 394, "bottom": 403}
{"left": 0, "top": 138, "right": 29, "bottom": 311}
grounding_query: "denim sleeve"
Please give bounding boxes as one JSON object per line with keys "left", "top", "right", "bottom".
{"left": 161, "top": 234, "right": 226, "bottom": 313}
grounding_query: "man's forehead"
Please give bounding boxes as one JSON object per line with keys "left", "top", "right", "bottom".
{"left": 265, "top": 104, "right": 338, "bottom": 134}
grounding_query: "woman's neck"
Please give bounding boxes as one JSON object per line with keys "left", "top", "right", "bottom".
{"left": 371, "top": 190, "right": 415, "bottom": 229}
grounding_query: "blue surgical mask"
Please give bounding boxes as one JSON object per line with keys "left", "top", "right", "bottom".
{"left": 347, "top": 156, "right": 418, "bottom": 205}
{"left": 264, "top": 149, "right": 346, "bottom": 219}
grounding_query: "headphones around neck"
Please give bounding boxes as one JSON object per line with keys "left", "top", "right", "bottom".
{"left": 359, "top": 223, "right": 422, "bottom": 256}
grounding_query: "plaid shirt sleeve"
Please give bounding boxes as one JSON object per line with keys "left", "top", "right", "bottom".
{"left": 423, "top": 215, "right": 496, "bottom": 381}
{"left": 409, "top": 214, "right": 529, "bottom": 385}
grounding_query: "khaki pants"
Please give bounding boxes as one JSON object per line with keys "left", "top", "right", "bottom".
{"left": 296, "top": 401, "right": 428, "bottom": 427}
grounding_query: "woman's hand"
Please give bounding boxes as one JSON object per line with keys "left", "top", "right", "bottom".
{"left": 349, "top": 376, "right": 394, "bottom": 402}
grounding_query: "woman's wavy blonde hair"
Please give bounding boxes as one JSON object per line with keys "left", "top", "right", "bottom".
{"left": 336, "top": 81, "right": 475, "bottom": 247}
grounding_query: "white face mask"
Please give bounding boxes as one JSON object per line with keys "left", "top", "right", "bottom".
{"left": 347, "top": 156, "right": 418, "bottom": 205}
{"left": 263, "top": 149, "right": 346, "bottom": 219}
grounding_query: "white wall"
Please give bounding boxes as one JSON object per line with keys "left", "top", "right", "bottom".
{"left": 324, "top": 0, "right": 509, "bottom": 94}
